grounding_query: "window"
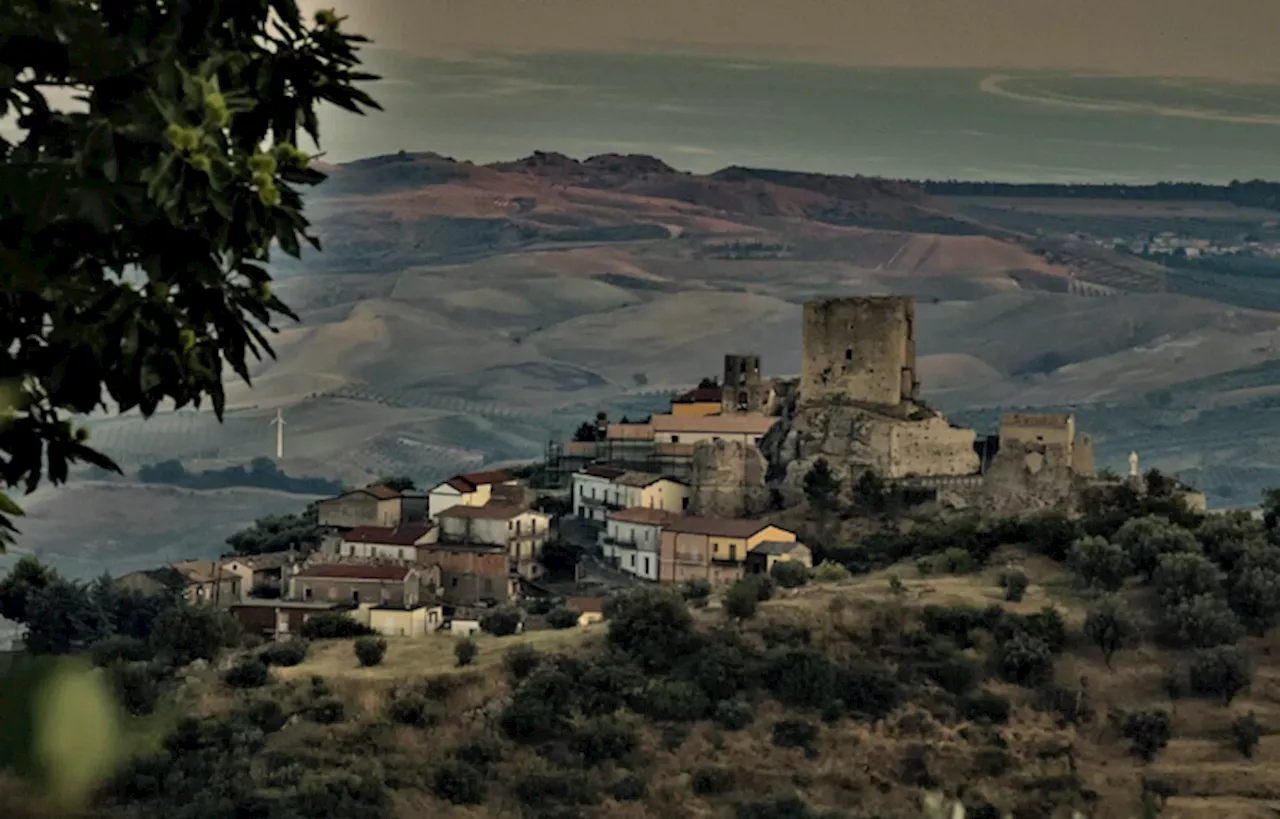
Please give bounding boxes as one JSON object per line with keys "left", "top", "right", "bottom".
{"left": 516, "top": 520, "right": 522, "bottom": 535}
{"left": 483, "top": 578, "right": 493, "bottom": 593}
{"left": 348, "top": 545, "right": 356, "bottom": 556}
{"left": 629, "top": 554, "right": 636, "bottom": 567}
{"left": 845, "top": 347, "right": 853, "bottom": 361}
{"left": 352, "top": 590, "right": 360, "bottom": 604}
{"left": 399, "top": 548, "right": 405, "bottom": 559}
{"left": 682, "top": 497, "right": 690, "bottom": 510}
{"left": 729, "top": 544, "right": 737, "bottom": 561}
{"left": 451, "top": 577, "right": 458, "bottom": 587}
{"left": 670, "top": 435, "right": 680, "bottom": 443}
{"left": 643, "top": 557, "right": 651, "bottom": 576}
{"left": 303, "top": 587, "right": 313, "bottom": 601}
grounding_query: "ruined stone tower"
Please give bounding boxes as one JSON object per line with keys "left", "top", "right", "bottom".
{"left": 800, "top": 296, "right": 919, "bottom": 408}
{"left": 720, "top": 353, "right": 771, "bottom": 415}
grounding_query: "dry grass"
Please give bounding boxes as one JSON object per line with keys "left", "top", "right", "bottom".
{"left": 273, "top": 625, "right": 599, "bottom": 683}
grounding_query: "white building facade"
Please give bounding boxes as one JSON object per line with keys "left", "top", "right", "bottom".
{"left": 601, "top": 508, "right": 677, "bottom": 581}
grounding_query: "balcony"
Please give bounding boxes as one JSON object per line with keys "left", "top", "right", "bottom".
{"left": 579, "top": 496, "right": 624, "bottom": 511}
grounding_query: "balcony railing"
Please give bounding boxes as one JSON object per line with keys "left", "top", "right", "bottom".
{"left": 579, "top": 496, "right": 624, "bottom": 511}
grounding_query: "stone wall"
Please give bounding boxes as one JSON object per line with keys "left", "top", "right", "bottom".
{"left": 721, "top": 353, "right": 773, "bottom": 415}
{"left": 689, "top": 440, "right": 769, "bottom": 518}
{"left": 801, "top": 296, "right": 917, "bottom": 408}
{"left": 888, "top": 416, "right": 981, "bottom": 479}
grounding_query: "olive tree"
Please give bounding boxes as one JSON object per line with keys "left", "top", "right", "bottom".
{"left": 0, "top": 0, "right": 381, "bottom": 546}
{"left": 1113, "top": 515, "right": 1201, "bottom": 582}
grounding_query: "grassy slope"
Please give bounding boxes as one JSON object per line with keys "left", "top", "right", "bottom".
{"left": 154, "top": 552, "right": 1280, "bottom": 819}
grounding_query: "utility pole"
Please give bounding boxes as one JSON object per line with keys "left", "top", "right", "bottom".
{"left": 270, "top": 408, "right": 286, "bottom": 460}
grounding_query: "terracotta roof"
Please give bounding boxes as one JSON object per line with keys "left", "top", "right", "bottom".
{"left": 674, "top": 386, "right": 723, "bottom": 403}
{"left": 581, "top": 465, "right": 626, "bottom": 480}
{"left": 750, "top": 540, "right": 808, "bottom": 556}
{"left": 605, "top": 423, "right": 654, "bottom": 441}
{"left": 613, "top": 471, "right": 665, "bottom": 488}
{"left": 437, "top": 503, "right": 532, "bottom": 521}
{"left": 363, "top": 485, "right": 403, "bottom": 500}
{"left": 649, "top": 413, "right": 777, "bottom": 435}
{"left": 566, "top": 596, "right": 605, "bottom": 614}
{"left": 341, "top": 525, "right": 434, "bottom": 546}
{"left": 171, "top": 561, "right": 225, "bottom": 584}
{"left": 665, "top": 516, "right": 790, "bottom": 539}
{"left": 443, "top": 470, "right": 511, "bottom": 492}
{"left": 609, "top": 507, "right": 681, "bottom": 526}
{"left": 295, "top": 564, "right": 411, "bottom": 581}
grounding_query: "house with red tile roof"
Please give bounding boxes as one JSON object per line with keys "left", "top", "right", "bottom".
{"left": 315, "top": 483, "right": 428, "bottom": 530}
{"left": 434, "top": 503, "right": 551, "bottom": 580}
{"left": 427, "top": 469, "right": 517, "bottom": 520}
{"left": 335, "top": 524, "right": 437, "bottom": 562}
{"left": 288, "top": 562, "right": 427, "bottom": 608}
{"left": 601, "top": 507, "right": 682, "bottom": 581}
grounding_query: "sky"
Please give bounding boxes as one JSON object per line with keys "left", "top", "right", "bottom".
{"left": 299, "top": 0, "right": 1280, "bottom": 80}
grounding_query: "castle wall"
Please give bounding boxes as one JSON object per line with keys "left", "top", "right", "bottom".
{"left": 801, "top": 297, "right": 917, "bottom": 408}
{"left": 999, "top": 413, "right": 1075, "bottom": 451}
{"left": 1071, "top": 433, "right": 1096, "bottom": 478}
{"left": 689, "top": 440, "right": 769, "bottom": 519}
{"left": 887, "top": 416, "right": 981, "bottom": 479}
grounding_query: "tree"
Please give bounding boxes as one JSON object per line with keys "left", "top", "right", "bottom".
{"left": 1228, "top": 563, "right": 1280, "bottom": 635}
{"left": 1196, "top": 512, "right": 1264, "bottom": 572}
{"left": 1066, "top": 536, "right": 1131, "bottom": 591}
{"left": 224, "top": 509, "right": 319, "bottom": 555}
{"left": 1230, "top": 712, "right": 1263, "bottom": 758}
{"left": 454, "top": 638, "right": 477, "bottom": 667}
{"left": 770, "top": 560, "right": 809, "bottom": 589}
{"left": 1113, "top": 516, "right": 1201, "bottom": 581}
{"left": 572, "top": 422, "right": 599, "bottom": 442}
{"left": 802, "top": 459, "right": 841, "bottom": 513}
{"left": 1084, "top": 596, "right": 1140, "bottom": 669}
{"left": 1188, "top": 645, "right": 1253, "bottom": 705}
{"left": 150, "top": 603, "right": 240, "bottom": 666}
{"left": 0, "top": 556, "right": 57, "bottom": 622}
{"left": 697, "top": 377, "right": 719, "bottom": 389}
{"left": 0, "top": 0, "right": 382, "bottom": 548}
{"left": 546, "top": 607, "right": 580, "bottom": 629}
{"left": 605, "top": 586, "right": 695, "bottom": 672}
{"left": 1120, "top": 710, "right": 1172, "bottom": 762}
{"left": 723, "top": 579, "right": 760, "bottom": 622}
{"left": 1161, "top": 593, "right": 1243, "bottom": 649}
{"left": 1152, "top": 552, "right": 1224, "bottom": 606}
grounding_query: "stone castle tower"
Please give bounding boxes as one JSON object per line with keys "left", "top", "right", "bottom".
{"left": 800, "top": 296, "right": 919, "bottom": 408}
{"left": 720, "top": 353, "right": 772, "bottom": 415}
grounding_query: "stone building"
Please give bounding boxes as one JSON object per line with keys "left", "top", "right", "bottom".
{"left": 800, "top": 295, "right": 918, "bottom": 410}
{"left": 720, "top": 353, "right": 774, "bottom": 415}
{"left": 689, "top": 439, "right": 770, "bottom": 519}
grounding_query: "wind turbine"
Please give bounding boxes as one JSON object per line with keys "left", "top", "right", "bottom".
{"left": 270, "top": 408, "right": 286, "bottom": 460}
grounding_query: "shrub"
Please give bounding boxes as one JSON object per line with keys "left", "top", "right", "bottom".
{"left": 223, "top": 657, "right": 270, "bottom": 689}
{"left": 1188, "top": 645, "right": 1254, "bottom": 705}
{"left": 1161, "top": 665, "right": 1188, "bottom": 702}
{"left": 260, "top": 639, "right": 309, "bottom": 667}
{"left": 503, "top": 644, "right": 543, "bottom": 682}
{"left": 812, "top": 560, "right": 850, "bottom": 583}
{"left": 455, "top": 638, "right": 478, "bottom": 667}
{"left": 480, "top": 607, "right": 522, "bottom": 636}
{"left": 1024, "top": 511, "right": 1082, "bottom": 561}
{"left": 1000, "top": 567, "right": 1029, "bottom": 602}
{"left": 935, "top": 547, "right": 979, "bottom": 575}
{"left": 546, "top": 607, "right": 580, "bottom": 629}
{"left": 1120, "top": 710, "right": 1172, "bottom": 762}
{"left": 572, "top": 716, "right": 638, "bottom": 764}
{"left": 920, "top": 655, "right": 982, "bottom": 696}
{"left": 691, "top": 766, "right": 735, "bottom": 795}
{"left": 771, "top": 560, "right": 809, "bottom": 589}
{"left": 432, "top": 760, "right": 486, "bottom": 805}
{"left": 1084, "top": 596, "right": 1140, "bottom": 669}
{"left": 760, "top": 621, "right": 811, "bottom": 649}
{"left": 1230, "top": 712, "right": 1263, "bottom": 758}
{"left": 680, "top": 578, "right": 712, "bottom": 607}
{"left": 1160, "top": 593, "right": 1243, "bottom": 648}
{"left": 959, "top": 692, "right": 1010, "bottom": 725}
{"left": 354, "top": 636, "right": 387, "bottom": 667}
{"left": 105, "top": 661, "right": 164, "bottom": 716}
{"left": 610, "top": 773, "right": 647, "bottom": 802}
{"left": 526, "top": 595, "right": 556, "bottom": 615}
{"left": 90, "top": 635, "right": 152, "bottom": 667}
{"left": 712, "top": 698, "right": 755, "bottom": 731}
{"left": 454, "top": 740, "right": 503, "bottom": 770}
{"left": 388, "top": 693, "right": 433, "bottom": 728}
{"left": 972, "top": 747, "right": 1014, "bottom": 778}
{"left": 1153, "top": 552, "right": 1224, "bottom": 605}
{"left": 632, "top": 679, "right": 710, "bottom": 722}
{"left": 772, "top": 719, "right": 819, "bottom": 751}
{"left": 1066, "top": 536, "right": 1131, "bottom": 591}
{"left": 298, "top": 612, "right": 375, "bottom": 640}
{"left": 307, "top": 695, "right": 346, "bottom": 724}
{"left": 243, "top": 698, "right": 287, "bottom": 733}
{"left": 994, "top": 632, "right": 1053, "bottom": 688}
{"left": 606, "top": 586, "right": 696, "bottom": 672}
{"left": 513, "top": 771, "right": 596, "bottom": 809}
{"left": 723, "top": 579, "right": 761, "bottom": 621}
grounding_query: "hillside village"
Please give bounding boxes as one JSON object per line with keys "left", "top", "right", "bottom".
{"left": 74, "top": 294, "right": 1209, "bottom": 643}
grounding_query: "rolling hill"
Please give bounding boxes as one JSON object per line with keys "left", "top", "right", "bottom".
{"left": 19, "top": 150, "right": 1280, "bottom": 571}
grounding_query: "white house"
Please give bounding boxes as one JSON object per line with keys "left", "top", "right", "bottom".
{"left": 337, "top": 525, "right": 437, "bottom": 561}
{"left": 571, "top": 465, "right": 626, "bottom": 523}
{"left": 427, "top": 470, "right": 515, "bottom": 521}
{"left": 435, "top": 504, "right": 552, "bottom": 579}
{"left": 571, "top": 467, "right": 689, "bottom": 523}
{"left": 602, "top": 507, "right": 678, "bottom": 581}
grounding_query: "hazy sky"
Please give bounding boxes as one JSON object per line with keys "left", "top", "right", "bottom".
{"left": 302, "top": 0, "right": 1280, "bottom": 80}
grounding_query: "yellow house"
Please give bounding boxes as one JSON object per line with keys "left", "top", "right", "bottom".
{"left": 649, "top": 413, "right": 777, "bottom": 446}
{"left": 670, "top": 386, "right": 724, "bottom": 418}
{"left": 566, "top": 596, "right": 606, "bottom": 627}
{"left": 427, "top": 470, "right": 514, "bottom": 520}
{"left": 366, "top": 603, "right": 444, "bottom": 637}
{"left": 659, "top": 517, "right": 797, "bottom": 584}
{"left": 316, "top": 484, "right": 428, "bottom": 529}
